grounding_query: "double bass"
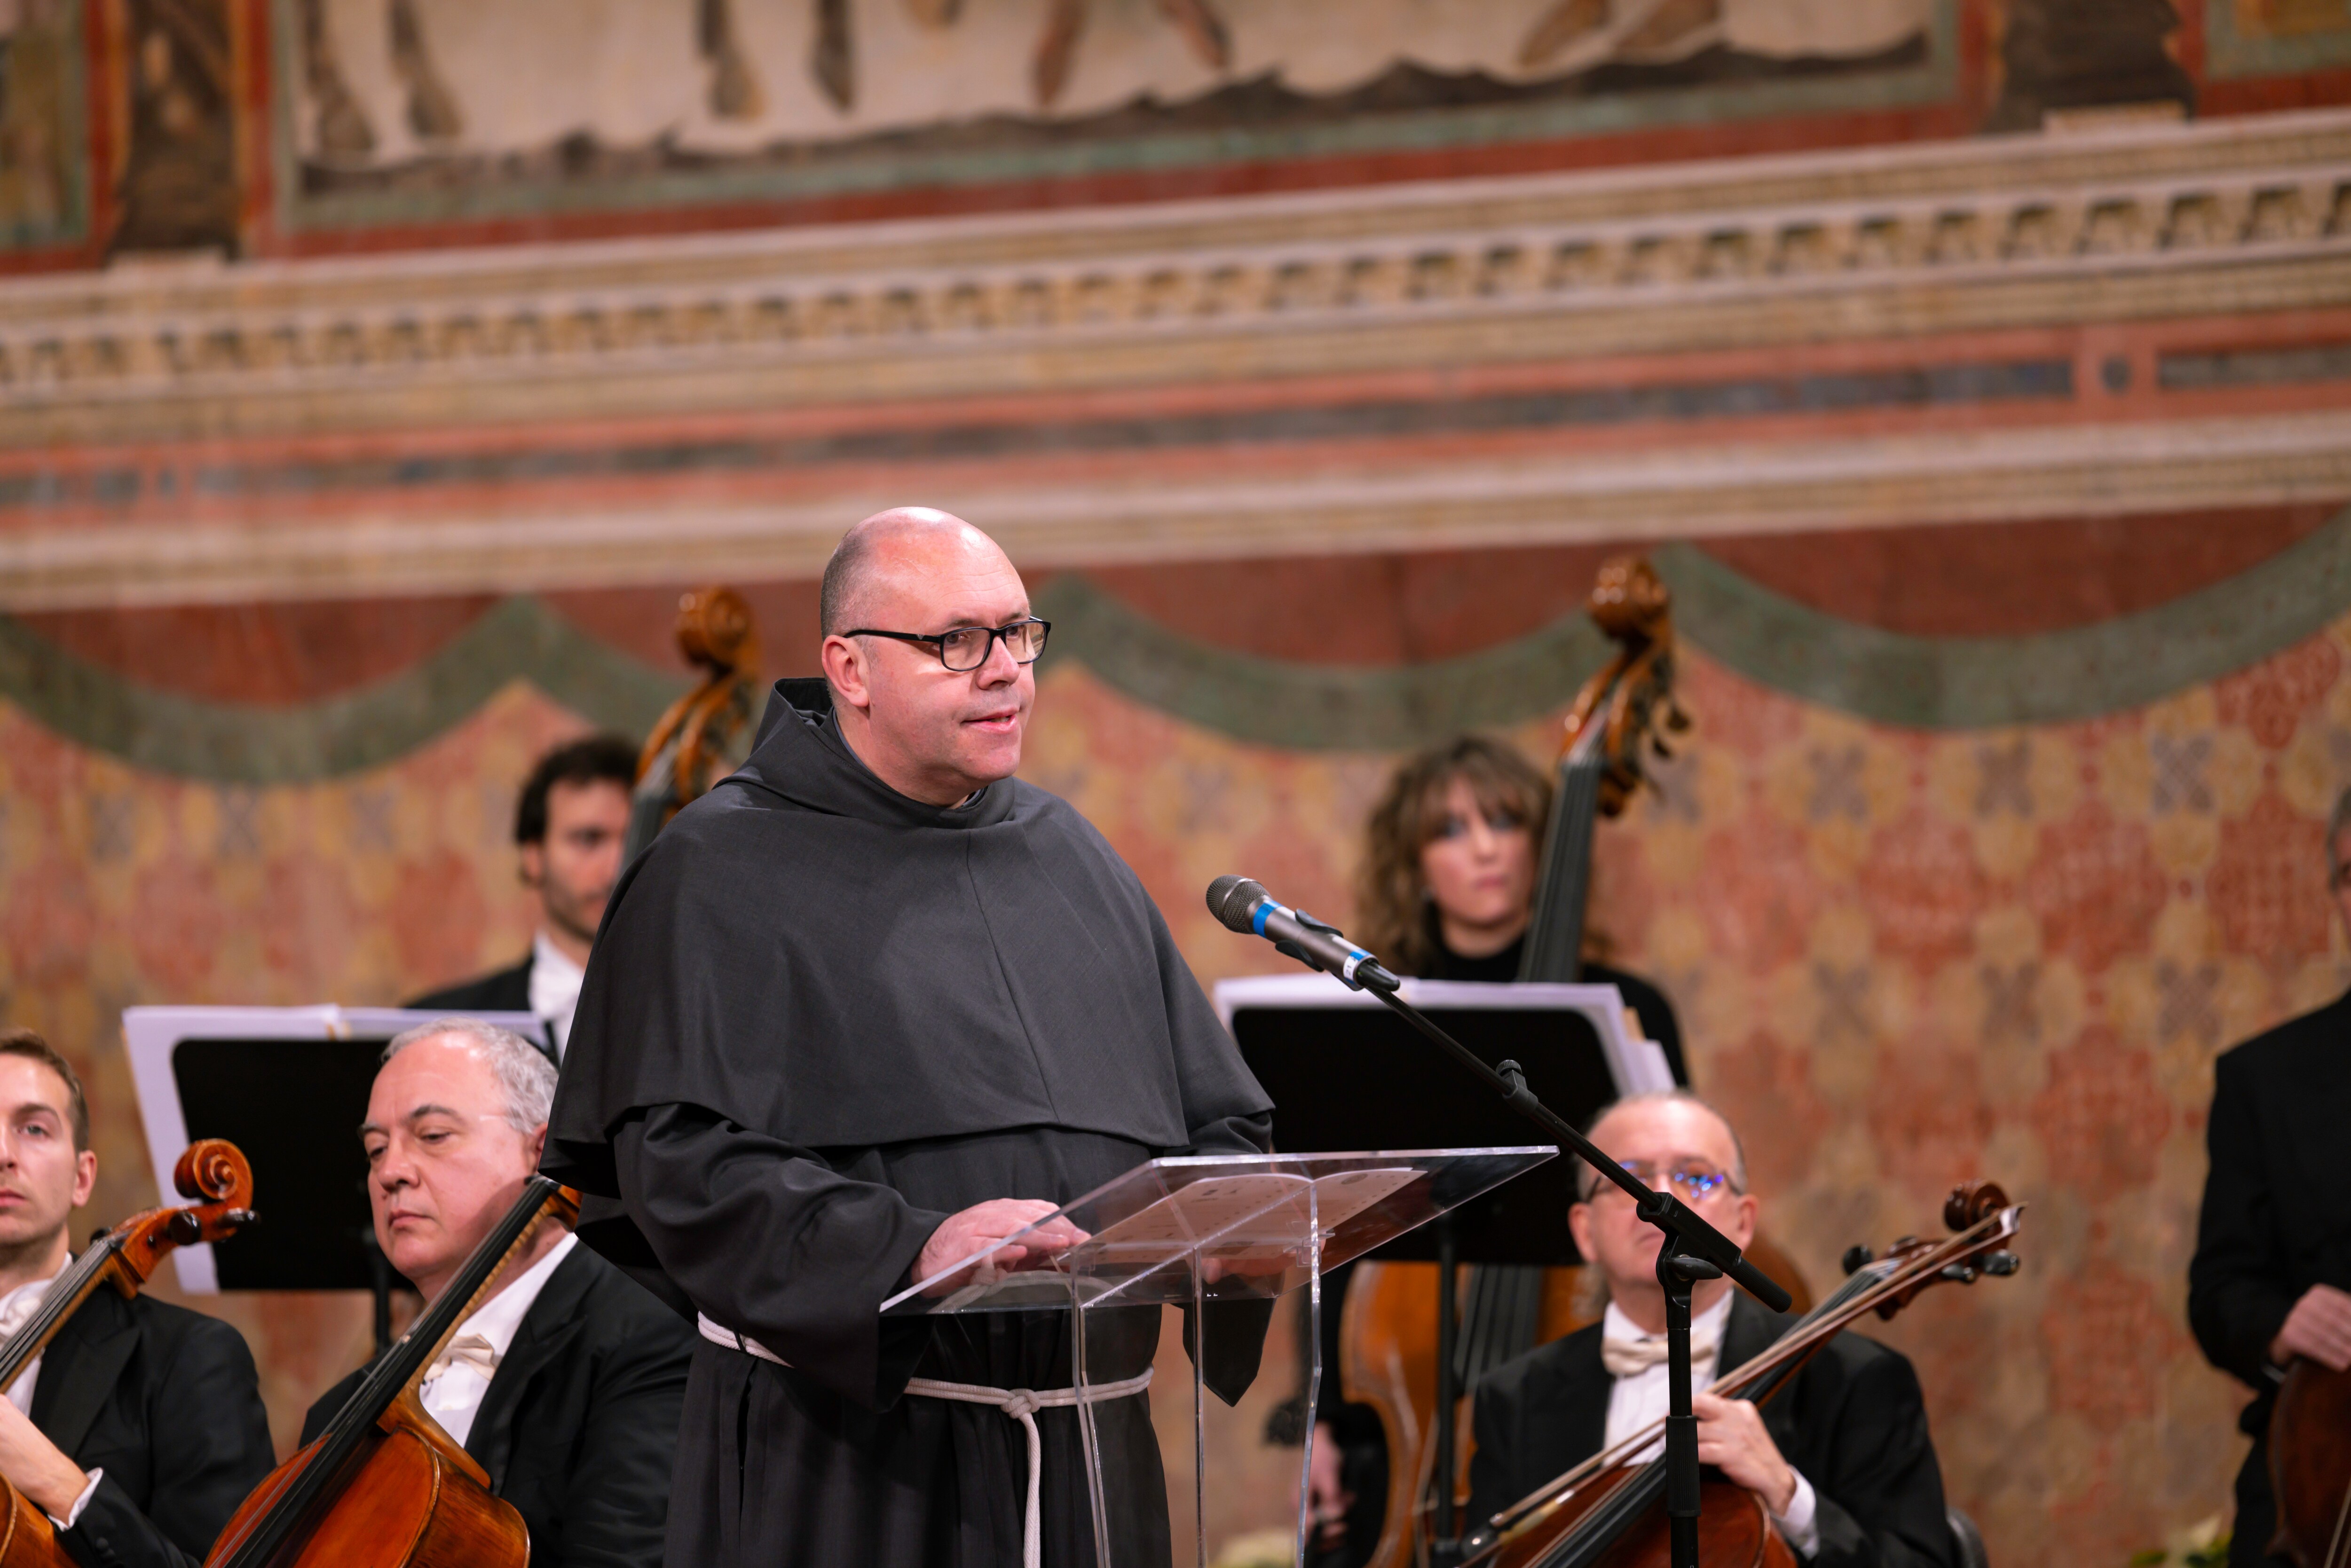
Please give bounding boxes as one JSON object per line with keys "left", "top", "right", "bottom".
{"left": 1341, "top": 558, "right": 1801, "bottom": 1567}
{"left": 0, "top": 1138, "right": 256, "bottom": 1563}
{"left": 1462, "top": 1182, "right": 2025, "bottom": 1568}
{"left": 203, "top": 1177, "right": 576, "bottom": 1568}
{"left": 624, "top": 585, "right": 762, "bottom": 862}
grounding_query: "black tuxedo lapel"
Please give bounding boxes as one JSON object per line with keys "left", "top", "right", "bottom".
{"left": 1553, "top": 1327, "right": 1611, "bottom": 1466}
{"left": 1720, "top": 1292, "right": 1792, "bottom": 1374}
{"left": 29, "top": 1289, "right": 138, "bottom": 1464}
{"left": 1719, "top": 1292, "right": 1806, "bottom": 1454}
{"left": 464, "top": 1244, "right": 596, "bottom": 1490}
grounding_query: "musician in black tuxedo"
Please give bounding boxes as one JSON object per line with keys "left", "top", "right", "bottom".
{"left": 0, "top": 1029, "right": 275, "bottom": 1568}
{"left": 408, "top": 735, "right": 638, "bottom": 1058}
{"left": 1466, "top": 1092, "right": 1956, "bottom": 1568}
{"left": 2190, "top": 789, "right": 2351, "bottom": 1568}
{"left": 301, "top": 1018, "right": 693, "bottom": 1568}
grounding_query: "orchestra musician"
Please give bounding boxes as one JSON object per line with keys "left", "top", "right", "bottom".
{"left": 408, "top": 735, "right": 639, "bottom": 1057}
{"left": 544, "top": 507, "right": 1274, "bottom": 1568}
{"left": 0, "top": 1029, "right": 275, "bottom": 1568}
{"left": 1466, "top": 1091, "right": 1957, "bottom": 1568}
{"left": 1295, "top": 733, "right": 1692, "bottom": 1565}
{"left": 301, "top": 1018, "right": 693, "bottom": 1567}
{"left": 1354, "top": 734, "right": 1686, "bottom": 1078}
{"left": 2189, "top": 783, "right": 2351, "bottom": 1568}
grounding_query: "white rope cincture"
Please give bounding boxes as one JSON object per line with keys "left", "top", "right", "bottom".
{"left": 697, "top": 1314, "right": 1154, "bottom": 1568}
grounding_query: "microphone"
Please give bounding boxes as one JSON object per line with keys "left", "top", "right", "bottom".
{"left": 1207, "top": 876, "right": 1400, "bottom": 994}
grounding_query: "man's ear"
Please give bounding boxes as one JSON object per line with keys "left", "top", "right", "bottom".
{"left": 821, "top": 634, "right": 873, "bottom": 713}
{"left": 525, "top": 1123, "right": 547, "bottom": 1170}
{"left": 71, "top": 1149, "right": 95, "bottom": 1209}
{"left": 517, "top": 840, "right": 546, "bottom": 890}
{"left": 1566, "top": 1200, "right": 1595, "bottom": 1263}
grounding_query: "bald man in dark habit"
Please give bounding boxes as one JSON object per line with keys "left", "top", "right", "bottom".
{"left": 546, "top": 509, "right": 1274, "bottom": 1568}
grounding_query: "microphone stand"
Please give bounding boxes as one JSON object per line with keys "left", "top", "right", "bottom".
{"left": 1300, "top": 949, "right": 1789, "bottom": 1568}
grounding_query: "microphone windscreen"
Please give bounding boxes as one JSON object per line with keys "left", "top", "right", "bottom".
{"left": 1206, "top": 875, "right": 1267, "bottom": 932}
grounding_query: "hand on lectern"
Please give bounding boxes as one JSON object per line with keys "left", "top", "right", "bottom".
{"left": 916, "top": 1199, "right": 1089, "bottom": 1295}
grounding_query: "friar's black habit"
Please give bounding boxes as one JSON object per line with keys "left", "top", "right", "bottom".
{"left": 544, "top": 679, "right": 1275, "bottom": 1568}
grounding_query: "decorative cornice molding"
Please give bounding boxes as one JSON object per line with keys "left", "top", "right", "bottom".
{"left": 2, "top": 110, "right": 2347, "bottom": 448}
{"left": 1, "top": 409, "right": 2343, "bottom": 611}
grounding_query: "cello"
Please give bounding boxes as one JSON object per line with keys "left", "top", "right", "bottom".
{"left": 0, "top": 1138, "right": 256, "bottom": 1564}
{"left": 1461, "top": 1181, "right": 2025, "bottom": 1568}
{"left": 203, "top": 1176, "right": 576, "bottom": 1568}
{"left": 2267, "top": 1356, "right": 2351, "bottom": 1568}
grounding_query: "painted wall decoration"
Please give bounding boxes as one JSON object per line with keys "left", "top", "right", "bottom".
{"left": 113, "top": 0, "right": 239, "bottom": 252}
{"left": 273, "top": 0, "right": 1953, "bottom": 233}
{"left": 0, "top": 0, "right": 87, "bottom": 250}
{"left": 2206, "top": 0, "right": 2351, "bottom": 78}
{"left": 0, "top": 512, "right": 2345, "bottom": 1563}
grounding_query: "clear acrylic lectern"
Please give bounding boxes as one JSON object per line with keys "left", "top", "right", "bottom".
{"left": 881, "top": 1147, "right": 1554, "bottom": 1568}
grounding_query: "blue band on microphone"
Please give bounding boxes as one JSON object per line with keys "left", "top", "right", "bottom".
{"left": 1251, "top": 903, "right": 1273, "bottom": 937}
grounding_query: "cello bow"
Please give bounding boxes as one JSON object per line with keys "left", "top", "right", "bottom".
{"left": 1465, "top": 1182, "right": 2024, "bottom": 1568}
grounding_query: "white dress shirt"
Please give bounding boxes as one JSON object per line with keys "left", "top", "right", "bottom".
{"left": 529, "top": 930, "right": 586, "bottom": 1059}
{"left": 418, "top": 1232, "right": 576, "bottom": 1449}
{"left": 0, "top": 1261, "right": 102, "bottom": 1529}
{"left": 1600, "top": 1293, "right": 1820, "bottom": 1558}
{"left": 0, "top": 1265, "right": 59, "bottom": 1418}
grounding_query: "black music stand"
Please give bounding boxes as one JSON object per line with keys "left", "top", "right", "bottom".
{"left": 1217, "top": 977, "right": 1672, "bottom": 1562}
{"left": 124, "top": 1006, "right": 552, "bottom": 1350}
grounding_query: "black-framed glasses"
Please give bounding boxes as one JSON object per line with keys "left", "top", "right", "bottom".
{"left": 846, "top": 617, "right": 1051, "bottom": 672}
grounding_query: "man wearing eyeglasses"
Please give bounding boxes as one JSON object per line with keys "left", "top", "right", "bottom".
{"left": 545, "top": 507, "right": 1274, "bottom": 1568}
{"left": 1465, "top": 1091, "right": 1957, "bottom": 1567}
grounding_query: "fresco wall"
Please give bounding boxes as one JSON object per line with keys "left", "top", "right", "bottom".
{"left": 0, "top": 0, "right": 2347, "bottom": 265}
{"left": 0, "top": 0, "right": 2348, "bottom": 1562}
{"left": 2, "top": 509, "right": 2347, "bottom": 1564}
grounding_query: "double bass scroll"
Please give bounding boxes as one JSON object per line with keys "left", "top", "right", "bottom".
{"left": 1518, "top": 556, "right": 1687, "bottom": 987}
{"left": 625, "top": 586, "right": 763, "bottom": 862}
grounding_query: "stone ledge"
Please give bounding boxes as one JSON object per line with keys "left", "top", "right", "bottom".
{"left": 0, "top": 110, "right": 2346, "bottom": 443}
{"left": 4, "top": 410, "right": 2343, "bottom": 609}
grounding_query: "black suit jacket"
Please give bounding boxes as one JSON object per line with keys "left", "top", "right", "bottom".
{"left": 301, "top": 1241, "right": 693, "bottom": 1568}
{"left": 1467, "top": 1294, "right": 1954, "bottom": 1568}
{"left": 2188, "top": 990, "right": 2351, "bottom": 1565}
{"left": 32, "top": 1288, "right": 276, "bottom": 1568}
{"left": 408, "top": 954, "right": 534, "bottom": 1016}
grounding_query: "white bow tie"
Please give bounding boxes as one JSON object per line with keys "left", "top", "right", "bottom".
{"left": 424, "top": 1332, "right": 501, "bottom": 1386}
{"left": 1600, "top": 1315, "right": 1722, "bottom": 1379}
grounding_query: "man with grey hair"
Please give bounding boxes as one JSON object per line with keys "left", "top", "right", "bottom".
{"left": 1467, "top": 1091, "right": 1956, "bottom": 1568}
{"left": 548, "top": 507, "right": 1273, "bottom": 1567}
{"left": 2191, "top": 784, "right": 2351, "bottom": 1568}
{"left": 303, "top": 1017, "right": 694, "bottom": 1568}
